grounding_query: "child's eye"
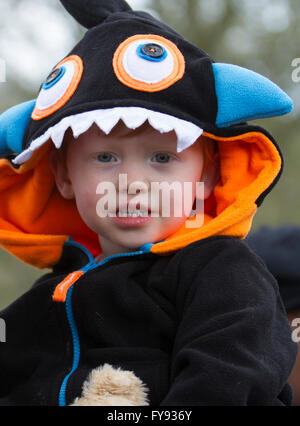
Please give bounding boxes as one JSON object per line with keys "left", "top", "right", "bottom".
{"left": 96, "top": 153, "right": 117, "bottom": 162}
{"left": 152, "top": 153, "right": 172, "bottom": 163}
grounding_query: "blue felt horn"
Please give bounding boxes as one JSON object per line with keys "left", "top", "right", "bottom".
{"left": 212, "top": 63, "right": 293, "bottom": 128}
{"left": 0, "top": 100, "right": 36, "bottom": 156}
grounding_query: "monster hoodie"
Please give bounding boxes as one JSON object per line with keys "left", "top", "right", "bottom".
{"left": 0, "top": 0, "right": 297, "bottom": 406}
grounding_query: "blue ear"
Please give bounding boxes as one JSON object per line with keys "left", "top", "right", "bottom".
{"left": 212, "top": 63, "right": 293, "bottom": 128}
{"left": 0, "top": 100, "right": 36, "bottom": 156}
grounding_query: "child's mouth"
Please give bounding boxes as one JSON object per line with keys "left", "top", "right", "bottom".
{"left": 112, "top": 215, "right": 153, "bottom": 227}
{"left": 116, "top": 210, "right": 150, "bottom": 217}
{"left": 112, "top": 208, "right": 153, "bottom": 227}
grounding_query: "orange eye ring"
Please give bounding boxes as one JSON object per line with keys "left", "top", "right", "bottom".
{"left": 113, "top": 34, "right": 185, "bottom": 92}
{"left": 32, "top": 55, "right": 84, "bottom": 121}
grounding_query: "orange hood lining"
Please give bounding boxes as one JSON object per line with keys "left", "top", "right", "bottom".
{"left": 0, "top": 130, "right": 281, "bottom": 269}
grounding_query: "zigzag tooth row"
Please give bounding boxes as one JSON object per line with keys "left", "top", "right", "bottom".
{"left": 12, "top": 107, "right": 203, "bottom": 165}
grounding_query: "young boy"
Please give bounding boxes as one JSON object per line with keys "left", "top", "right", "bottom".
{"left": 0, "top": 0, "right": 297, "bottom": 406}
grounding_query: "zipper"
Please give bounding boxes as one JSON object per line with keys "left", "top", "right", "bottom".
{"left": 56, "top": 236, "right": 155, "bottom": 406}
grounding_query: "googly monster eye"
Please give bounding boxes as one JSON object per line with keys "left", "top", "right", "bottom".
{"left": 113, "top": 34, "right": 185, "bottom": 92}
{"left": 136, "top": 43, "right": 167, "bottom": 62}
{"left": 32, "top": 55, "right": 83, "bottom": 120}
{"left": 43, "top": 67, "right": 66, "bottom": 90}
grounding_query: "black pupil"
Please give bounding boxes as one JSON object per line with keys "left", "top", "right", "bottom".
{"left": 45, "top": 68, "right": 62, "bottom": 85}
{"left": 141, "top": 43, "right": 164, "bottom": 58}
{"left": 99, "top": 153, "right": 111, "bottom": 162}
{"left": 157, "top": 154, "right": 169, "bottom": 162}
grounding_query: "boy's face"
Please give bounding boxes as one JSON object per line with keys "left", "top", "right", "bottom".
{"left": 50, "top": 121, "right": 218, "bottom": 256}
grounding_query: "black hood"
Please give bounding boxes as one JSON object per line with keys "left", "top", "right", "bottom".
{"left": 22, "top": 3, "right": 217, "bottom": 150}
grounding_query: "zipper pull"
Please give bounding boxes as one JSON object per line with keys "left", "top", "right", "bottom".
{"left": 52, "top": 270, "right": 85, "bottom": 303}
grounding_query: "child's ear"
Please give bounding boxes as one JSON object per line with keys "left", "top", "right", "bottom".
{"left": 49, "top": 144, "right": 75, "bottom": 200}
{"left": 198, "top": 151, "right": 220, "bottom": 200}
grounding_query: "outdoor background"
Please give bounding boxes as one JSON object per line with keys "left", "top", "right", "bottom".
{"left": 0, "top": 0, "right": 299, "bottom": 308}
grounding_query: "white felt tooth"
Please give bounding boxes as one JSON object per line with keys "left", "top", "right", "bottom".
{"left": 148, "top": 116, "right": 174, "bottom": 134}
{"left": 30, "top": 134, "right": 47, "bottom": 150}
{"left": 95, "top": 115, "right": 120, "bottom": 135}
{"left": 152, "top": 110, "right": 176, "bottom": 133}
{"left": 12, "top": 150, "right": 33, "bottom": 164}
{"left": 71, "top": 117, "right": 94, "bottom": 138}
{"left": 51, "top": 129, "right": 65, "bottom": 148}
{"left": 175, "top": 126, "right": 203, "bottom": 153}
{"left": 59, "top": 116, "right": 74, "bottom": 130}
{"left": 176, "top": 135, "right": 193, "bottom": 153}
{"left": 23, "top": 151, "right": 34, "bottom": 162}
{"left": 121, "top": 111, "right": 147, "bottom": 129}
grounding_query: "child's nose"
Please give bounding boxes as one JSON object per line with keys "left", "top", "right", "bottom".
{"left": 116, "top": 176, "right": 150, "bottom": 195}
{"left": 116, "top": 163, "right": 151, "bottom": 193}
{"left": 127, "top": 179, "right": 149, "bottom": 194}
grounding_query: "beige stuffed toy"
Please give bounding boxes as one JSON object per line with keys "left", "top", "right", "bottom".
{"left": 71, "top": 364, "right": 150, "bottom": 406}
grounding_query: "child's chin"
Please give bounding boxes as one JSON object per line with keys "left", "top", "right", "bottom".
{"left": 111, "top": 230, "right": 158, "bottom": 250}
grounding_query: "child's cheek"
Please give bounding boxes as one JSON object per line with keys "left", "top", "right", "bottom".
{"left": 76, "top": 174, "right": 100, "bottom": 212}
{"left": 158, "top": 185, "right": 194, "bottom": 219}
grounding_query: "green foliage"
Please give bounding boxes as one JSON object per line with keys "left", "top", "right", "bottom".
{"left": 0, "top": 248, "right": 49, "bottom": 309}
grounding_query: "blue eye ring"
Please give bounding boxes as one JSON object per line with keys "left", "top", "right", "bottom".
{"left": 42, "top": 66, "right": 66, "bottom": 90}
{"left": 136, "top": 43, "right": 167, "bottom": 62}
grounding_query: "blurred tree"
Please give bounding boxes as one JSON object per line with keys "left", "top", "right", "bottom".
{"left": 0, "top": 0, "right": 300, "bottom": 308}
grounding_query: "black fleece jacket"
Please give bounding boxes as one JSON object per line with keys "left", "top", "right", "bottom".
{"left": 0, "top": 236, "right": 297, "bottom": 406}
{"left": 247, "top": 225, "right": 300, "bottom": 312}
